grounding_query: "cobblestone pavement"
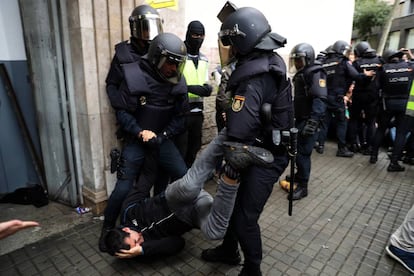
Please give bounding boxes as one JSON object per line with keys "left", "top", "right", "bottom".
{"left": 1, "top": 141, "right": 413, "bottom": 275}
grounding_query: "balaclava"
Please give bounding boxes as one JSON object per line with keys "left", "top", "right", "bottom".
{"left": 185, "top": 20, "right": 205, "bottom": 56}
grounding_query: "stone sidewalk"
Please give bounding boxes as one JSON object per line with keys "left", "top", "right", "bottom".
{"left": 0, "top": 141, "right": 413, "bottom": 275}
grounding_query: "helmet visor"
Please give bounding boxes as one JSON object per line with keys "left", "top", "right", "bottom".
{"left": 157, "top": 51, "right": 187, "bottom": 84}
{"left": 218, "top": 38, "right": 235, "bottom": 66}
{"left": 130, "top": 14, "right": 163, "bottom": 41}
{"left": 218, "top": 24, "right": 246, "bottom": 46}
{"left": 289, "top": 53, "right": 306, "bottom": 74}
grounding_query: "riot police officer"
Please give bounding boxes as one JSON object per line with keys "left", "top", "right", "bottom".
{"left": 201, "top": 6, "right": 293, "bottom": 276}
{"left": 100, "top": 32, "right": 189, "bottom": 252}
{"left": 281, "top": 43, "right": 327, "bottom": 200}
{"left": 318, "top": 40, "right": 375, "bottom": 157}
{"left": 372, "top": 49, "right": 414, "bottom": 171}
{"left": 348, "top": 41, "right": 383, "bottom": 154}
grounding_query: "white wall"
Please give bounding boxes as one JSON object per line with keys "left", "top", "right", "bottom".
{"left": 0, "top": 0, "right": 27, "bottom": 61}
{"left": 185, "top": 0, "right": 355, "bottom": 56}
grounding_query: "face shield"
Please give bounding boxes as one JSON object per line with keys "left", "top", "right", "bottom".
{"left": 218, "top": 24, "right": 245, "bottom": 65}
{"left": 289, "top": 53, "right": 306, "bottom": 74}
{"left": 130, "top": 14, "right": 163, "bottom": 41}
{"left": 157, "top": 50, "right": 187, "bottom": 84}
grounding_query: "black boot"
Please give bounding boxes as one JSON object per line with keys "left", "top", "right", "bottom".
{"left": 287, "top": 186, "right": 308, "bottom": 201}
{"left": 403, "top": 156, "right": 414, "bottom": 165}
{"left": 239, "top": 265, "right": 262, "bottom": 276}
{"left": 315, "top": 144, "right": 324, "bottom": 154}
{"left": 98, "top": 225, "right": 112, "bottom": 252}
{"left": 223, "top": 141, "right": 274, "bottom": 170}
{"left": 336, "top": 146, "right": 354, "bottom": 158}
{"left": 387, "top": 162, "right": 405, "bottom": 172}
{"left": 201, "top": 244, "right": 241, "bottom": 265}
{"left": 369, "top": 154, "right": 378, "bottom": 164}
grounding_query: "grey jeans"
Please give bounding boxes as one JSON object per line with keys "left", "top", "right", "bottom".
{"left": 390, "top": 204, "right": 414, "bottom": 252}
{"left": 165, "top": 129, "right": 239, "bottom": 240}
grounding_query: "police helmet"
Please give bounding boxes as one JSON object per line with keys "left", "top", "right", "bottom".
{"left": 382, "top": 49, "right": 404, "bottom": 62}
{"left": 332, "top": 40, "right": 351, "bottom": 57}
{"left": 289, "top": 43, "right": 315, "bottom": 73}
{"left": 129, "top": 5, "right": 163, "bottom": 42}
{"left": 354, "top": 41, "right": 375, "bottom": 57}
{"left": 218, "top": 7, "right": 271, "bottom": 55}
{"left": 146, "top": 33, "right": 187, "bottom": 84}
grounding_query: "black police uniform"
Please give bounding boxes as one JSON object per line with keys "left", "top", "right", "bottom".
{"left": 348, "top": 53, "right": 383, "bottom": 154}
{"left": 103, "top": 43, "right": 188, "bottom": 230}
{"left": 219, "top": 52, "right": 293, "bottom": 271}
{"left": 291, "top": 63, "right": 327, "bottom": 198}
{"left": 370, "top": 58, "right": 414, "bottom": 163}
{"left": 320, "top": 52, "right": 369, "bottom": 156}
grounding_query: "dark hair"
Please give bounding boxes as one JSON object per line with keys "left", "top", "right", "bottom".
{"left": 105, "top": 227, "right": 130, "bottom": 256}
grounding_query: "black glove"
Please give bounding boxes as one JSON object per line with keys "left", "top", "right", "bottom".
{"left": 301, "top": 119, "right": 319, "bottom": 137}
{"left": 146, "top": 133, "right": 167, "bottom": 148}
{"left": 224, "top": 162, "right": 240, "bottom": 180}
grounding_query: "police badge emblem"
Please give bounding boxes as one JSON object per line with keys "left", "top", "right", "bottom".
{"left": 319, "top": 79, "right": 326, "bottom": 87}
{"left": 232, "top": 95, "right": 245, "bottom": 112}
{"left": 140, "top": 96, "right": 146, "bottom": 105}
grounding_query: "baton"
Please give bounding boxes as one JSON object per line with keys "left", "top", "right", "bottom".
{"left": 288, "top": 128, "right": 298, "bottom": 216}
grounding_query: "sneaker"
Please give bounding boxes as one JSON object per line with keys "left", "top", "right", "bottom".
{"left": 369, "top": 155, "right": 378, "bottom": 164}
{"left": 385, "top": 244, "right": 414, "bottom": 274}
{"left": 287, "top": 186, "right": 308, "bottom": 201}
{"left": 201, "top": 245, "right": 241, "bottom": 265}
{"left": 387, "top": 162, "right": 405, "bottom": 172}
{"left": 336, "top": 147, "right": 354, "bottom": 158}
{"left": 98, "top": 226, "right": 112, "bottom": 252}
{"left": 223, "top": 142, "right": 274, "bottom": 170}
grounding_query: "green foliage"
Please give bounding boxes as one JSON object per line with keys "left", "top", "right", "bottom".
{"left": 353, "top": 0, "right": 392, "bottom": 39}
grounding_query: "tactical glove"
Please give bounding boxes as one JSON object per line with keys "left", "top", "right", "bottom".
{"left": 301, "top": 119, "right": 319, "bottom": 137}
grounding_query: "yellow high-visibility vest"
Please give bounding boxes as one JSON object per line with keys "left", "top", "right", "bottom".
{"left": 183, "top": 55, "right": 209, "bottom": 102}
{"left": 406, "top": 81, "right": 414, "bottom": 117}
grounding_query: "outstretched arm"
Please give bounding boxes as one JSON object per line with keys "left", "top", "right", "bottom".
{"left": 0, "top": 220, "right": 39, "bottom": 240}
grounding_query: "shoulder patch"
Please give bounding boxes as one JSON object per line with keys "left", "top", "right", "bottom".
{"left": 319, "top": 79, "right": 326, "bottom": 88}
{"left": 232, "top": 95, "right": 245, "bottom": 112}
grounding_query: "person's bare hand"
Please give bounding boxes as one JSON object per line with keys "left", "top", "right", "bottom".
{"left": 139, "top": 130, "right": 156, "bottom": 142}
{"left": 0, "top": 220, "right": 39, "bottom": 240}
{"left": 115, "top": 245, "right": 143, "bottom": 258}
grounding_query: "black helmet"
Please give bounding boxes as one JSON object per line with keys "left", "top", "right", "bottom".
{"left": 332, "top": 40, "right": 351, "bottom": 57}
{"left": 382, "top": 49, "right": 404, "bottom": 62}
{"left": 289, "top": 43, "right": 315, "bottom": 73}
{"left": 146, "top": 33, "right": 187, "bottom": 84}
{"left": 219, "top": 7, "right": 271, "bottom": 55}
{"left": 129, "top": 5, "right": 163, "bottom": 42}
{"left": 354, "top": 41, "right": 375, "bottom": 57}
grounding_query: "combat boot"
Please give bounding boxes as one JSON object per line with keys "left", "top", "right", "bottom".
{"left": 315, "top": 144, "right": 324, "bottom": 154}
{"left": 287, "top": 186, "right": 308, "bottom": 201}
{"left": 336, "top": 146, "right": 354, "bottom": 158}
{"left": 403, "top": 157, "right": 414, "bottom": 165}
{"left": 369, "top": 154, "right": 378, "bottom": 164}
{"left": 201, "top": 244, "right": 241, "bottom": 265}
{"left": 387, "top": 162, "right": 405, "bottom": 172}
{"left": 223, "top": 141, "right": 274, "bottom": 170}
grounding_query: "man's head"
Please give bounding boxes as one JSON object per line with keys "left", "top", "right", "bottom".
{"left": 129, "top": 5, "right": 163, "bottom": 54}
{"left": 332, "top": 40, "right": 352, "bottom": 58}
{"left": 289, "top": 43, "right": 315, "bottom": 73}
{"left": 185, "top": 20, "right": 205, "bottom": 55}
{"left": 146, "top": 32, "right": 187, "bottom": 84}
{"left": 105, "top": 227, "right": 144, "bottom": 256}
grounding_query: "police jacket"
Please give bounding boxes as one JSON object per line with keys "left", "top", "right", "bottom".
{"left": 352, "top": 53, "right": 383, "bottom": 99}
{"left": 322, "top": 53, "right": 369, "bottom": 97}
{"left": 225, "top": 51, "right": 294, "bottom": 149}
{"left": 293, "top": 64, "right": 327, "bottom": 121}
{"left": 379, "top": 59, "right": 414, "bottom": 112}
{"left": 105, "top": 42, "right": 189, "bottom": 139}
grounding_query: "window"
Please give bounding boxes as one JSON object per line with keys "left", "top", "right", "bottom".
{"left": 406, "top": 28, "right": 414, "bottom": 49}
{"left": 386, "top": 31, "right": 400, "bottom": 49}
